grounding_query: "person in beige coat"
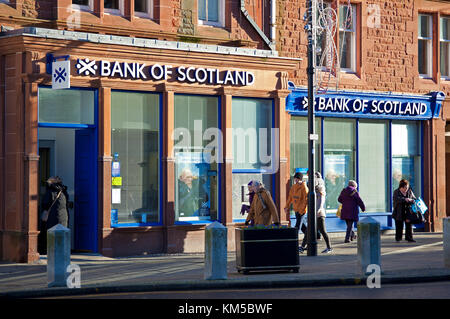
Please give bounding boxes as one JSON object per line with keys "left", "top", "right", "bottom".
{"left": 245, "top": 181, "right": 280, "bottom": 226}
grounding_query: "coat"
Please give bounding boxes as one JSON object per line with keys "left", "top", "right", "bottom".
{"left": 315, "top": 178, "right": 326, "bottom": 218}
{"left": 338, "top": 186, "right": 365, "bottom": 222}
{"left": 42, "top": 182, "right": 69, "bottom": 229}
{"left": 246, "top": 188, "right": 280, "bottom": 226}
{"left": 284, "top": 182, "right": 308, "bottom": 215}
{"left": 392, "top": 188, "right": 416, "bottom": 221}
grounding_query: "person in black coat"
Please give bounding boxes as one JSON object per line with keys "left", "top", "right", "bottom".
{"left": 392, "top": 179, "right": 416, "bottom": 242}
{"left": 41, "top": 176, "right": 70, "bottom": 229}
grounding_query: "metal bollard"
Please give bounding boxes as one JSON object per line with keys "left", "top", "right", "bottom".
{"left": 444, "top": 218, "right": 450, "bottom": 268}
{"left": 47, "top": 224, "right": 71, "bottom": 287}
{"left": 204, "top": 221, "right": 227, "bottom": 280}
{"left": 357, "top": 217, "right": 381, "bottom": 275}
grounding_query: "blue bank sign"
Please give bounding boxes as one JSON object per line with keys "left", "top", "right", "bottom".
{"left": 286, "top": 86, "right": 445, "bottom": 120}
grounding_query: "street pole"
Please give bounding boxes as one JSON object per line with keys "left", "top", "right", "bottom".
{"left": 306, "top": 0, "right": 317, "bottom": 256}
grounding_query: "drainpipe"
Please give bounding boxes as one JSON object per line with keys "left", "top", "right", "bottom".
{"left": 240, "top": 0, "right": 276, "bottom": 51}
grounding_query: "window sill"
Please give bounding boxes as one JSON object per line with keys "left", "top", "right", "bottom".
{"left": 104, "top": 9, "right": 123, "bottom": 16}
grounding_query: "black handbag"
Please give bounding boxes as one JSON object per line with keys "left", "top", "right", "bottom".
{"left": 406, "top": 205, "right": 425, "bottom": 224}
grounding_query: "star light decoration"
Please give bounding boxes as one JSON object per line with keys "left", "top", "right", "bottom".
{"left": 76, "top": 58, "right": 98, "bottom": 76}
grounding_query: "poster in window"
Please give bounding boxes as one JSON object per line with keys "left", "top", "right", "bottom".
{"left": 392, "top": 157, "right": 415, "bottom": 192}
{"left": 175, "top": 152, "right": 211, "bottom": 220}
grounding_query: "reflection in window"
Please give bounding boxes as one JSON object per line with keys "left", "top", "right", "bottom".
{"left": 323, "top": 118, "right": 355, "bottom": 211}
{"left": 339, "top": 4, "right": 356, "bottom": 71}
{"left": 232, "top": 98, "right": 273, "bottom": 171}
{"left": 440, "top": 16, "right": 450, "bottom": 78}
{"left": 174, "top": 95, "right": 219, "bottom": 222}
{"left": 38, "top": 88, "right": 95, "bottom": 125}
{"left": 289, "top": 116, "right": 321, "bottom": 176}
{"left": 104, "top": 0, "right": 119, "bottom": 9}
{"left": 73, "top": 0, "right": 89, "bottom": 5}
{"left": 391, "top": 122, "right": 421, "bottom": 197}
{"left": 198, "top": 0, "right": 222, "bottom": 26}
{"left": 419, "top": 14, "right": 433, "bottom": 77}
{"left": 358, "top": 121, "right": 389, "bottom": 212}
{"left": 135, "top": 0, "right": 153, "bottom": 17}
{"left": 111, "top": 91, "right": 160, "bottom": 225}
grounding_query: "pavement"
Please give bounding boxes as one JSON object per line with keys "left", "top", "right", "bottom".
{"left": 0, "top": 232, "right": 449, "bottom": 298}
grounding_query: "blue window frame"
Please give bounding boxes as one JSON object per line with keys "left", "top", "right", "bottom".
{"left": 173, "top": 93, "right": 222, "bottom": 225}
{"left": 110, "top": 90, "right": 163, "bottom": 228}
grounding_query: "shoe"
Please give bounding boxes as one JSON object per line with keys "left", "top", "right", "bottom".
{"left": 322, "top": 248, "right": 333, "bottom": 254}
{"left": 407, "top": 239, "right": 416, "bottom": 243}
{"left": 351, "top": 234, "right": 357, "bottom": 241}
{"left": 344, "top": 239, "right": 350, "bottom": 243}
{"left": 298, "top": 246, "right": 306, "bottom": 253}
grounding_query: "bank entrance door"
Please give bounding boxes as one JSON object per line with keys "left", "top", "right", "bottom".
{"left": 38, "top": 127, "right": 98, "bottom": 253}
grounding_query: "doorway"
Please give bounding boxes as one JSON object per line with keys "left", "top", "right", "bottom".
{"left": 38, "top": 127, "right": 98, "bottom": 254}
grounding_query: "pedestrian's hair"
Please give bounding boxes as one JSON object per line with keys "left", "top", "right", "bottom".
{"left": 249, "top": 180, "right": 262, "bottom": 188}
{"left": 399, "top": 179, "right": 409, "bottom": 189}
{"left": 348, "top": 180, "right": 357, "bottom": 188}
{"left": 47, "top": 176, "right": 62, "bottom": 185}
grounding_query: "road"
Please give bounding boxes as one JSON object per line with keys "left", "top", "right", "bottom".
{"left": 47, "top": 280, "right": 450, "bottom": 299}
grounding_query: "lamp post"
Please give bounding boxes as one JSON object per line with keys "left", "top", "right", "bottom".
{"left": 305, "top": 0, "right": 317, "bottom": 256}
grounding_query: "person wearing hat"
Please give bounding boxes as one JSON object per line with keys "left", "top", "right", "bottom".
{"left": 284, "top": 172, "right": 309, "bottom": 253}
{"left": 245, "top": 181, "right": 280, "bottom": 226}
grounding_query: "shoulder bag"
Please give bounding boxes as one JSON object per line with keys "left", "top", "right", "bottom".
{"left": 41, "top": 190, "right": 62, "bottom": 222}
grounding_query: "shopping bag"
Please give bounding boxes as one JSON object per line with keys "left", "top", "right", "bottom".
{"left": 406, "top": 205, "right": 425, "bottom": 224}
{"left": 411, "top": 197, "right": 428, "bottom": 215}
{"left": 336, "top": 204, "right": 342, "bottom": 218}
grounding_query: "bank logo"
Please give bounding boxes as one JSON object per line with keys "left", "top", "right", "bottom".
{"left": 54, "top": 66, "right": 67, "bottom": 83}
{"left": 76, "top": 58, "right": 98, "bottom": 76}
{"left": 52, "top": 60, "right": 71, "bottom": 89}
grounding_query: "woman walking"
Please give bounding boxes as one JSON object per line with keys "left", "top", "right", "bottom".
{"left": 315, "top": 172, "right": 333, "bottom": 253}
{"left": 338, "top": 180, "right": 366, "bottom": 243}
{"left": 392, "top": 179, "right": 417, "bottom": 242}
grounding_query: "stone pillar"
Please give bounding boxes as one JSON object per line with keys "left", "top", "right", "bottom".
{"left": 204, "top": 222, "right": 227, "bottom": 280}
{"left": 47, "top": 224, "right": 71, "bottom": 287}
{"left": 357, "top": 217, "right": 381, "bottom": 275}
{"left": 444, "top": 218, "right": 450, "bottom": 268}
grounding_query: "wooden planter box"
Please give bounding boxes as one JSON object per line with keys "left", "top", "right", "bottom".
{"left": 235, "top": 226, "right": 300, "bottom": 274}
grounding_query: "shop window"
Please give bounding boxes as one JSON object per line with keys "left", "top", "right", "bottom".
{"left": 358, "top": 121, "right": 389, "bottom": 213}
{"left": 323, "top": 118, "right": 356, "bottom": 211}
{"left": 173, "top": 95, "right": 219, "bottom": 223}
{"left": 339, "top": 3, "right": 356, "bottom": 72}
{"left": 198, "top": 0, "right": 224, "bottom": 27}
{"left": 289, "top": 116, "right": 321, "bottom": 176}
{"left": 111, "top": 91, "right": 160, "bottom": 225}
{"left": 232, "top": 98, "right": 273, "bottom": 171}
{"left": 391, "top": 122, "right": 421, "bottom": 198}
{"left": 135, "top": 0, "right": 153, "bottom": 18}
{"left": 418, "top": 14, "right": 433, "bottom": 78}
{"left": 38, "top": 87, "right": 94, "bottom": 125}
{"left": 231, "top": 98, "right": 274, "bottom": 221}
{"left": 440, "top": 16, "right": 450, "bottom": 79}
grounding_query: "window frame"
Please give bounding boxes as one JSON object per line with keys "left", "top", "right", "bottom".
{"left": 134, "top": 0, "right": 154, "bottom": 19}
{"left": 418, "top": 13, "right": 433, "bottom": 78}
{"left": 338, "top": 3, "right": 357, "bottom": 73}
{"left": 198, "top": 0, "right": 225, "bottom": 28}
{"left": 109, "top": 89, "right": 163, "bottom": 228}
{"left": 440, "top": 15, "right": 450, "bottom": 79}
{"left": 173, "top": 93, "right": 222, "bottom": 225}
{"left": 71, "top": 0, "right": 94, "bottom": 12}
{"left": 104, "top": 0, "right": 124, "bottom": 16}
